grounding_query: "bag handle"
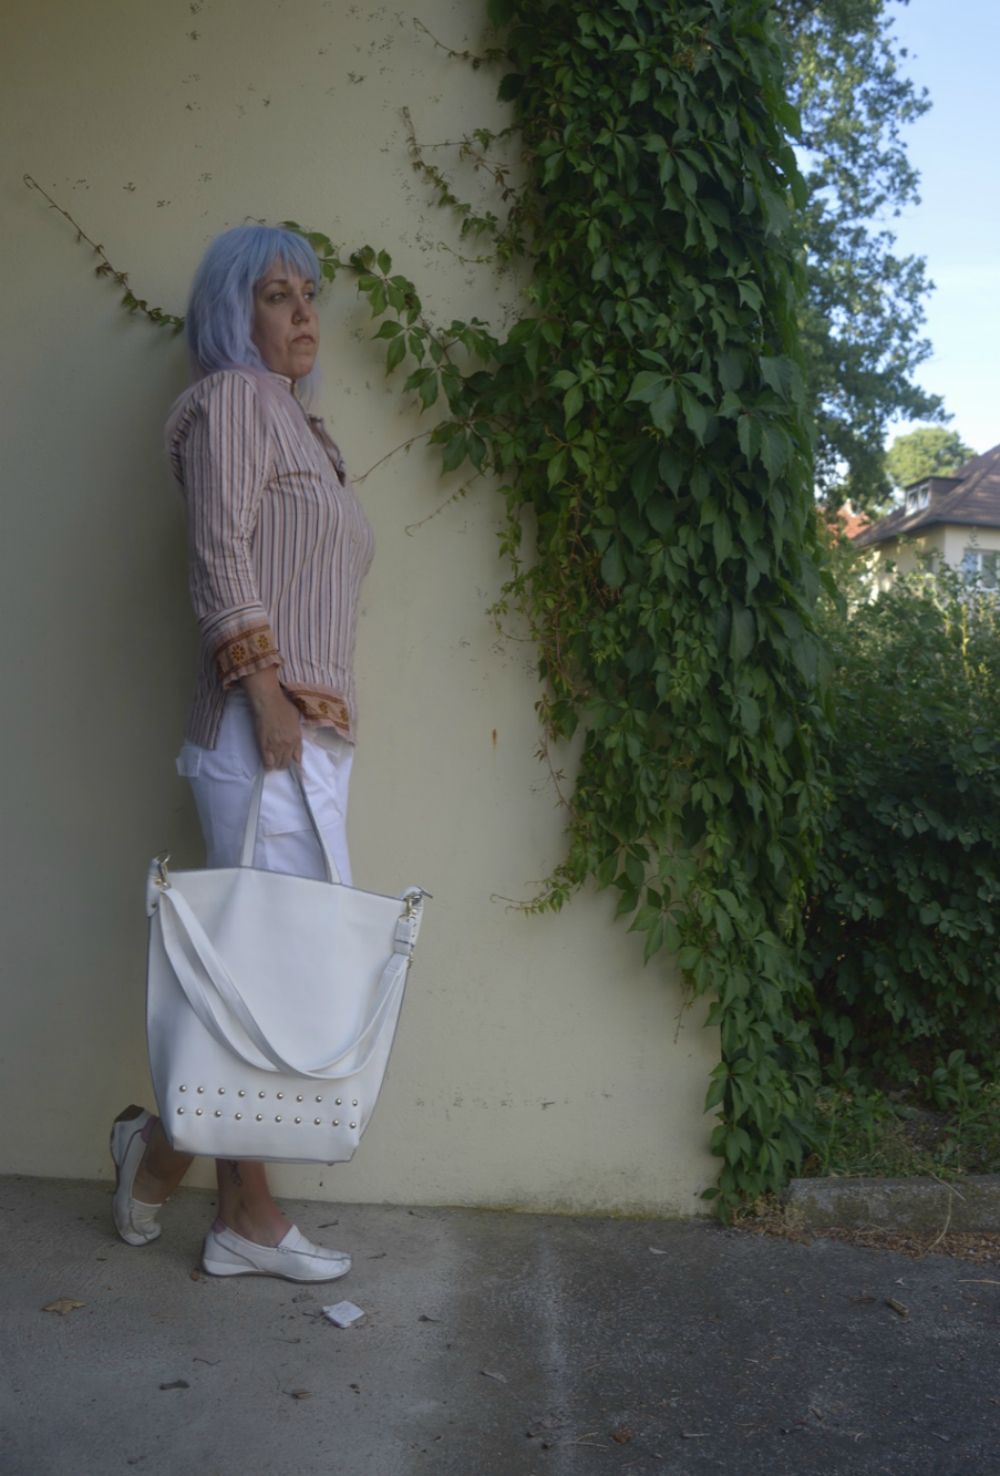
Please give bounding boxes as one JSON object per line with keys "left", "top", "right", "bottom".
{"left": 156, "top": 883, "right": 421, "bottom": 1079}
{"left": 239, "top": 762, "right": 342, "bottom": 885}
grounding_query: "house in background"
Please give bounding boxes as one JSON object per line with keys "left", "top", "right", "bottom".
{"left": 851, "top": 443, "right": 1000, "bottom": 590}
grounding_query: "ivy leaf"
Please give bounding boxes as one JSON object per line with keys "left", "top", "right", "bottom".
{"left": 760, "top": 425, "right": 789, "bottom": 479}
{"left": 730, "top": 606, "right": 756, "bottom": 662}
{"left": 417, "top": 373, "right": 440, "bottom": 410}
{"left": 713, "top": 515, "right": 733, "bottom": 566}
{"left": 737, "top": 413, "right": 762, "bottom": 466}
{"left": 497, "top": 71, "right": 524, "bottom": 101}
{"left": 626, "top": 370, "right": 666, "bottom": 403}
{"left": 487, "top": 0, "right": 514, "bottom": 25}
{"left": 440, "top": 429, "right": 468, "bottom": 473}
{"left": 679, "top": 387, "right": 709, "bottom": 445}
{"left": 385, "top": 333, "right": 407, "bottom": 374}
{"left": 563, "top": 383, "right": 584, "bottom": 423}
{"left": 601, "top": 540, "right": 626, "bottom": 590}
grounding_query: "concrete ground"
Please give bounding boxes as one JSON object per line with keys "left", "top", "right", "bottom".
{"left": 2, "top": 1176, "right": 999, "bottom": 1476}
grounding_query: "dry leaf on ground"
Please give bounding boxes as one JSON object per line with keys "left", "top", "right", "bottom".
{"left": 43, "top": 1298, "right": 85, "bottom": 1315}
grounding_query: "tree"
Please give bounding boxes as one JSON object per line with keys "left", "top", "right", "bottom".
{"left": 777, "top": 1, "right": 947, "bottom": 515}
{"left": 885, "top": 426, "right": 977, "bottom": 490}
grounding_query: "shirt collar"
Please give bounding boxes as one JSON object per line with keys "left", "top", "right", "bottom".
{"left": 263, "top": 370, "right": 322, "bottom": 423}
{"left": 265, "top": 371, "right": 296, "bottom": 393}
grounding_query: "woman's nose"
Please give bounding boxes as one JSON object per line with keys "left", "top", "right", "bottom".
{"left": 292, "top": 294, "right": 314, "bottom": 321}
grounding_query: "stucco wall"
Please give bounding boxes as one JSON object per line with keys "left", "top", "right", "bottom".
{"left": 0, "top": 0, "right": 718, "bottom": 1213}
{"left": 870, "top": 524, "right": 1000, "bottom": 592}
{"left": 940, "top": 523, "right": 1000, "bottom": 568}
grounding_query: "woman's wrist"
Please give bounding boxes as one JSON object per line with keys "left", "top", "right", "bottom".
{"left": 240, "top": 666, "right": 288, "bottom": 711}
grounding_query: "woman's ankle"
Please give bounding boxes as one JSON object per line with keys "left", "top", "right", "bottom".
{"left": 215, "top": 1203, "right": 293, "bottom": 1247}
{"left": 131, "top": 1153, "right": 170, "bottom": 1206}
{"left": 132, "top": 1120, "right": 193, "bottom": 1204}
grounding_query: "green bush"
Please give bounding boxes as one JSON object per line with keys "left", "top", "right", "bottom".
{"left": 805, "top": 561, "right": 1000, "bottom": 1082}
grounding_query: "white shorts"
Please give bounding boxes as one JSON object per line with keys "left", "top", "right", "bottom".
{"left": 176, "top": 688, "right": 354, "bottom": 885}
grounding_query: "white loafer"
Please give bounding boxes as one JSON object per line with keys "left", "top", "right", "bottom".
{"left": 110, "top": 1107, "right": 164, "bottom": 1247}
{"left": 202, "top": 1221, "right": 351, "bottom": 1282}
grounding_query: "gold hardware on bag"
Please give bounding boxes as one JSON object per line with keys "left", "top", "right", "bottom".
{"left": 402, "top": 888, "right": 430, "bottom": 920}
{"left": 154, "top": 852, "right": 172, "bottom": 891}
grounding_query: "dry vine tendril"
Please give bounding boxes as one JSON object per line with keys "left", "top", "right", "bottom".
{"left": 27, "top": 0, "right": 832, "bottom": 1217}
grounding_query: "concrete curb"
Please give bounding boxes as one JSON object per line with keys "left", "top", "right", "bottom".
{"left": 785, "top": 1174, "right": 1000, "bottom": 1233}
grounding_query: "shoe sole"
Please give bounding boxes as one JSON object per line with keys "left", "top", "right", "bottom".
{"left": 202, "top": 1255, "right": 351, "bottom": 1282}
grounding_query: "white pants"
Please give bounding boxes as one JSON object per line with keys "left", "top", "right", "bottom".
{"left": 176, "top": 689, "right": 354, "bottom": 885}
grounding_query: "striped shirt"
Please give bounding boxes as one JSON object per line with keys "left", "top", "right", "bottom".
{"left": 168, "top": 368, "right": 375, "bottom": 749}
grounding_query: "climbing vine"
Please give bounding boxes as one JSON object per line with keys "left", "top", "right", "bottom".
{"left": 340, "top": 0, "right": 832, "bottom": 1218}
{"left": 29, "top": 0, "right": 831, "bottom": 1218}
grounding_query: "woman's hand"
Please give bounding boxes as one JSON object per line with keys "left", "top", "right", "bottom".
{"left": 240, "top": 667, "right": 303, "bottom": 770}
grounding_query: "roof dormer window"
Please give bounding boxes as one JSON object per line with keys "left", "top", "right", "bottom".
{"left": 905, "top": 482, "right": 931, "bottom": 514}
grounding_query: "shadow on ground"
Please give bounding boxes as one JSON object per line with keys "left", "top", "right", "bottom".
{"left": 2, "top": 1175, "right": 998, "bottom": 1474}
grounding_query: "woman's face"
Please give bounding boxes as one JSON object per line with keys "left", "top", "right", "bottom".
{"left": 251, "top": 260, "right": 319, "bottom": 381}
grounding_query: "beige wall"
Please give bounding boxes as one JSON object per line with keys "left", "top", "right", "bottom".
{"left": 869, "top": 524, "right": 1000, "bottom": 592}
{"left": 0, "top": 0, "right": 718, "bottom": 1213}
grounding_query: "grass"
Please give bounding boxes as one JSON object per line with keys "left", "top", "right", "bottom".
{"left": 805, "top": 1081, "right": 1000, "bottom": 1181}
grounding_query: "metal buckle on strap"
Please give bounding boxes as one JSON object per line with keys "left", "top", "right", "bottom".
{"left": 402, "top": 888, "right": 429, "bottom": 919}
{"left": 154, "top": 852, "right": 172, "bottom": 891}
{"left": 394, "top": 889, "right": 429, "bottom": 955}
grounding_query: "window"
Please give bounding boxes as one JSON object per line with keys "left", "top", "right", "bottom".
{"left": 962, "top": 549, "right": 1000, "bottom": 588}
{"left": 905, "top": 483, "right": 931, "bottom": 514}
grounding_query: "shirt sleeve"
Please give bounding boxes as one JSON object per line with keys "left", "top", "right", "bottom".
{"left": 175, "top": 373, "right": 283, "bottom": 688}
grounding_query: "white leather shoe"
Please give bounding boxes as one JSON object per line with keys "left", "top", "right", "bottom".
{"left": 110, "top": 1107, "right": 164, "bottom": 1247}
{"left": 202, "top": 1221, "right": 352, "bottom": 1282}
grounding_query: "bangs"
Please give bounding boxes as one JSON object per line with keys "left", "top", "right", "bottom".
{"left": 267, "top": 232, "right": 320, "bottom": 288}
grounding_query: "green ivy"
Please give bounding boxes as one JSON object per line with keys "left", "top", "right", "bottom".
{"left": 33, "top": 0, "right": 831, "bottom": 1217}
{"left": 308, "top": 0, "right": 831, "bottom": 1217}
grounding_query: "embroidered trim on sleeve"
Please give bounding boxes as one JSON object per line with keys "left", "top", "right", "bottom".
{"left": 214, "top": 625, "right": 281, "bottom": 684}
{"left": 287, "top": 688, "right": 353, "bottom": 739}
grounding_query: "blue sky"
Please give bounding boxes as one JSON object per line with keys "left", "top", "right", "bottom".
{"left": 885, "top": 0, "right": 1000, "bottom": 456}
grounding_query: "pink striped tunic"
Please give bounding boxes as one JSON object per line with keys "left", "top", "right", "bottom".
{"left": 168, "top": 369, "right": 375, "bottom": 749}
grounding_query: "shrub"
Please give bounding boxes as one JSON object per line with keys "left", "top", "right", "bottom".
{"left": 805, "top": 561, "right": 1000, "bottom": 1082}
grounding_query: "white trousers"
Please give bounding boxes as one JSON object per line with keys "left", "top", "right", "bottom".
{"left": 176, "top": 689, "right": 354, "bottom": 885}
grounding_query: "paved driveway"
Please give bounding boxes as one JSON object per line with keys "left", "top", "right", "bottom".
{"left": 2, "top": 1176, "right": 997, "bottom": 1474}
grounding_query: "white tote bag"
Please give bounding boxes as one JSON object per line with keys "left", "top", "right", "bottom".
{"left": 145, "top": 764, "right": 425, "bottom": 1162}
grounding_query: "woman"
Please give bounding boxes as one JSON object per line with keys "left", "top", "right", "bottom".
{"left": 109, "top": 224, "right": 375, "bottom": 1282}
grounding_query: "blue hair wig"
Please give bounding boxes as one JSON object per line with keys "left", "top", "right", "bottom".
{"left": 185, "top": 224, "right": 322, "bottom": 395}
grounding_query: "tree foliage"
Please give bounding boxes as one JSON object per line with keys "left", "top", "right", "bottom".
{"left": 806, "top": 564, "right": 1000, "bottom": 1082}
{"left": 777, "top": 1, "right": 945, "bottom": 514}
{"left": 884, "top": 426, "right": 977, "bottom": 490}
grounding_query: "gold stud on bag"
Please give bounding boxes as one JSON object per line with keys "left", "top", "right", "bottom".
{"left": 145, "top": 764, "right": 427, "bottom": 1163}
